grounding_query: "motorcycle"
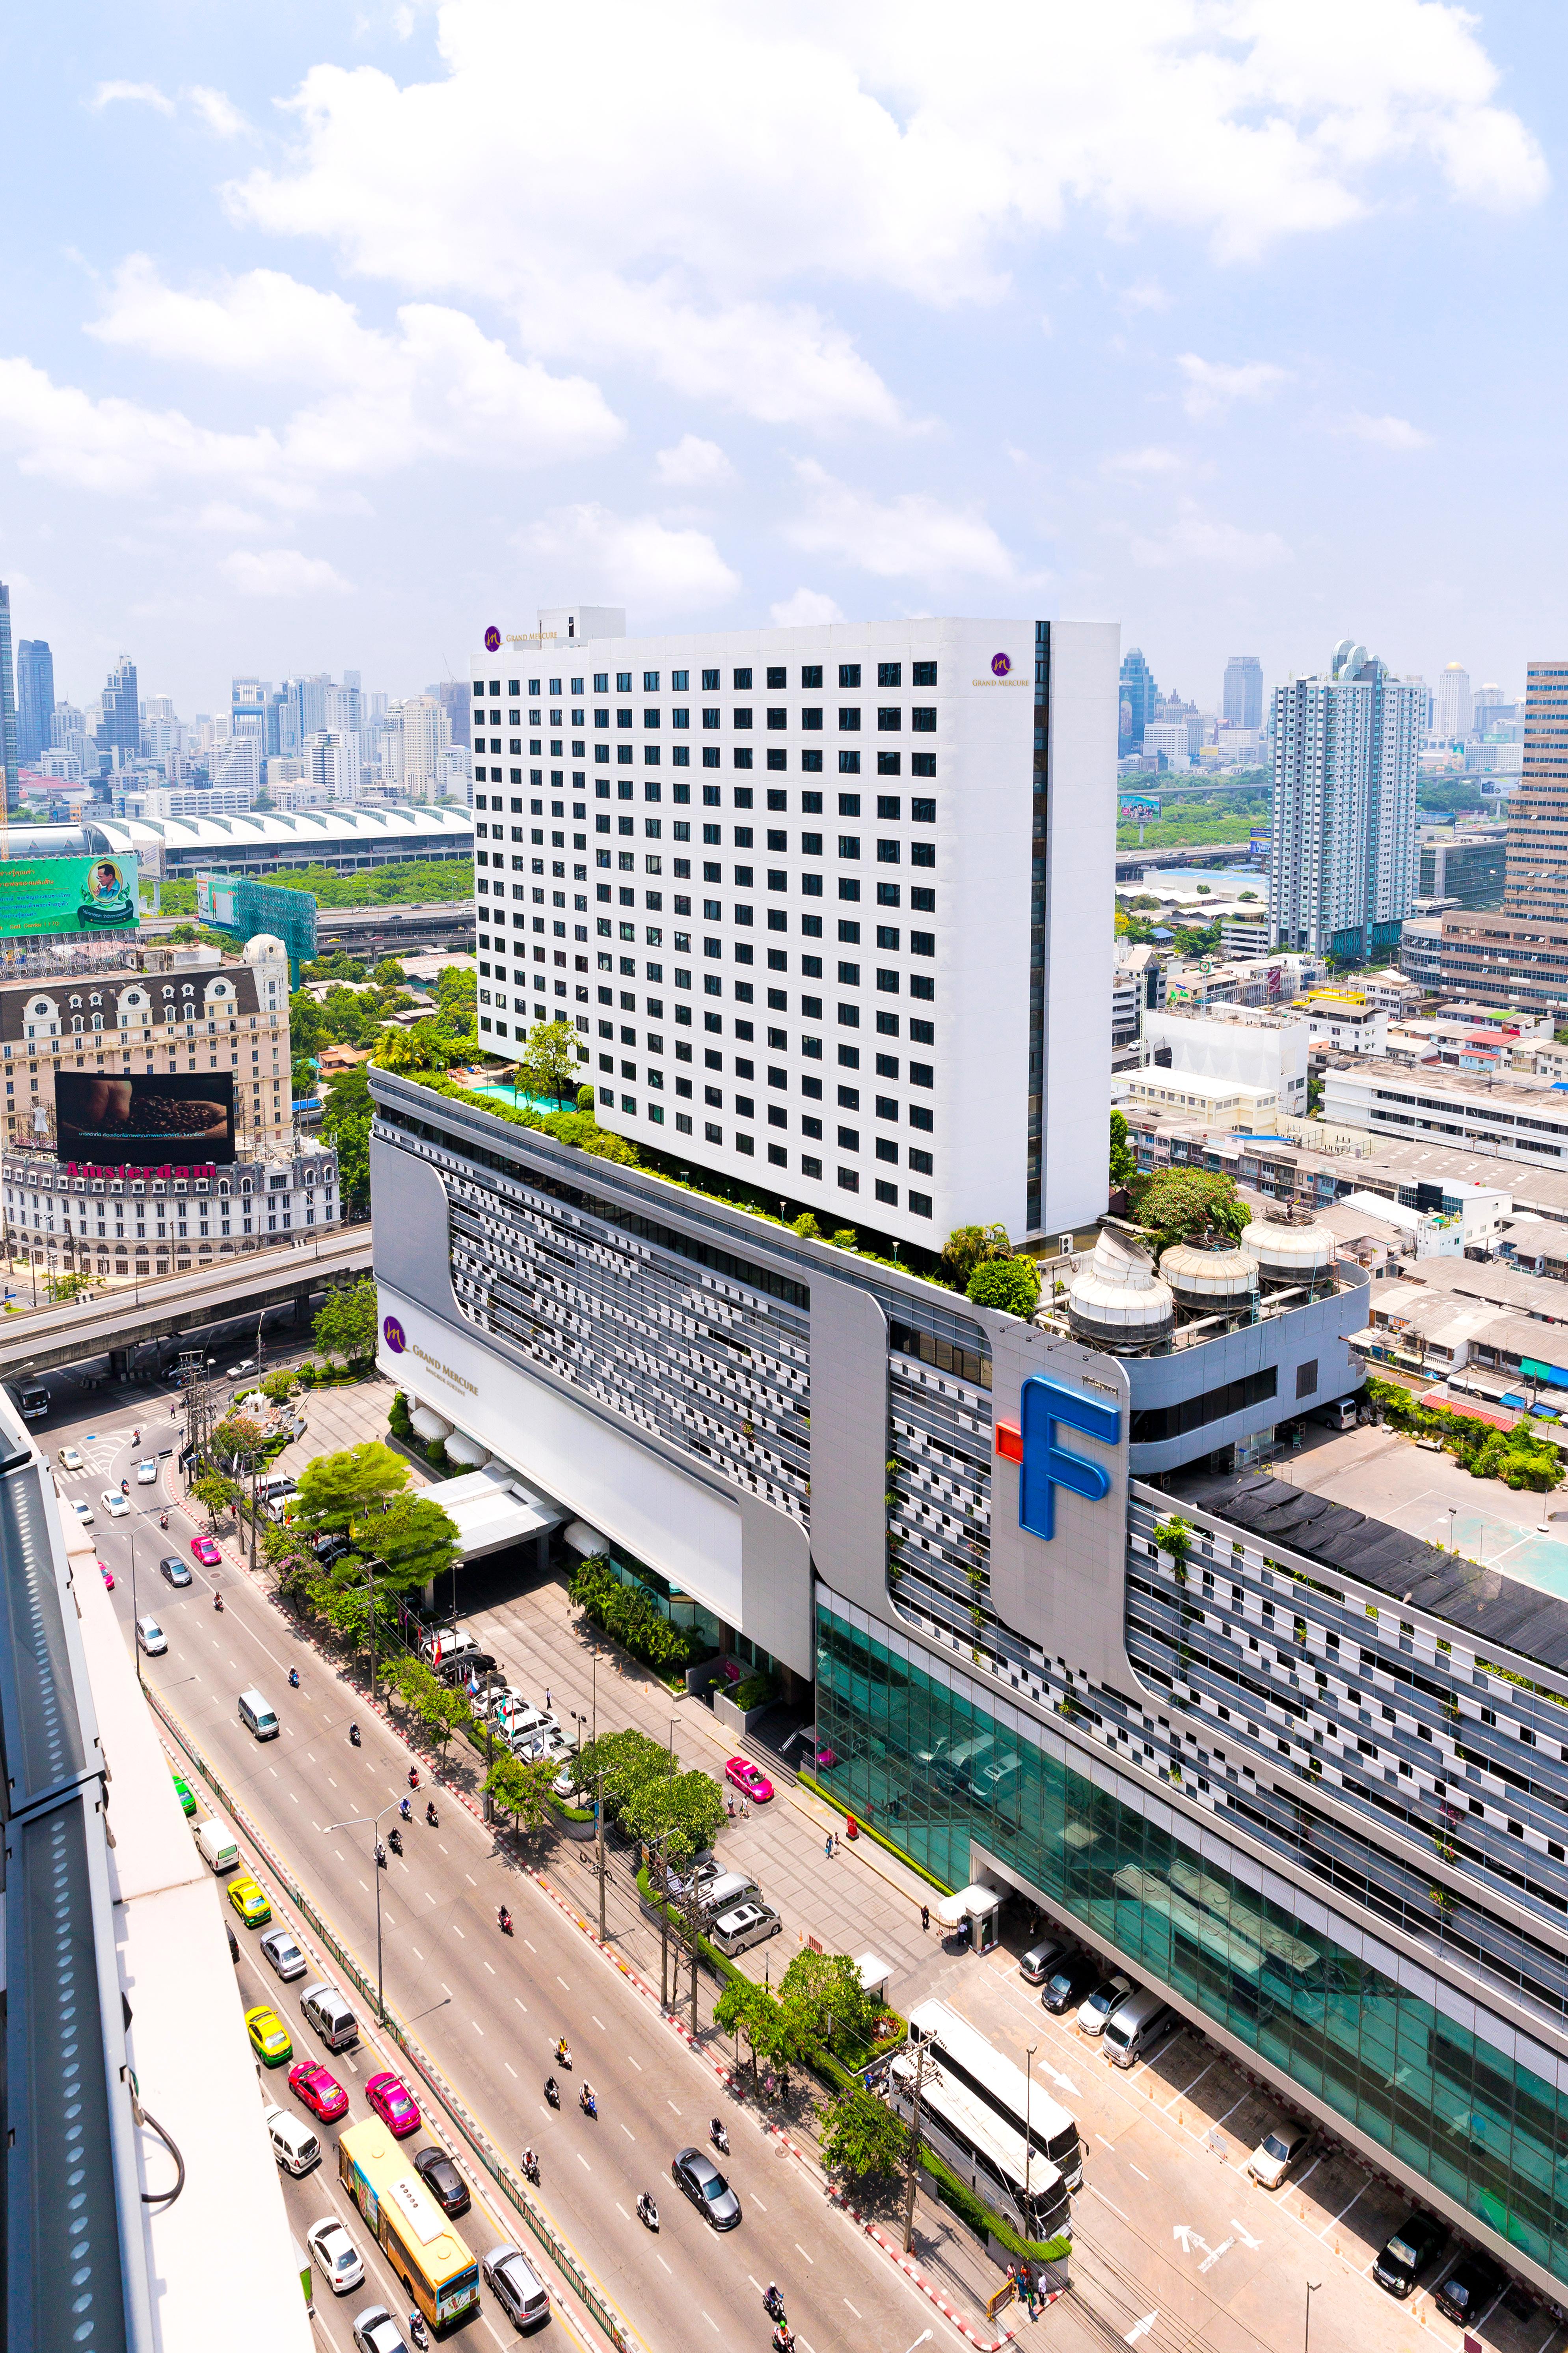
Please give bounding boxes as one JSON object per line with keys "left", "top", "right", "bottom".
{"left": 555, "top": 2039, "right": 573, "bottom": 2071}
{"left": 425, "top": 1801, "right": 438, "bottom": 1827}
{"left": 120, "top": 1479, "right": 130, "bottom": 1495}
{"left": 158, "top": 1510, "right": 169, "bottom": 1530}
{"left": 288, "top": 1668, "right": 300, "bottom": 1689}
{"left": 408, "top": 1766, "right": 421, "bottom": 1791}
{"left": 399, "top": 1796, "right": 412, "bottom": 1822}
{"left": 349, "top": 1724, "right": 362, "bottom": 1747}
{"left": 499, "top": 1906, "right": 513, "bottom": 1935}
{"left": 408, "top": 2314, "right": 430, "bottom": 2352}
{"left": 544, "top": 2077, "right": 560, "bottom": 2110}
{"left": 636, "top": 2192, "right": 659, "bottom": 2232}
{"left": 710, "top": 2118, "right": 729, "bottom": 2155}
{"left": 213, "top": 1591, "right": 224, "bottom": 1613}
{"left": 763, "top": 2288, "right": 786, "bottom": 2324}
{"left": 388, "top": 1827, "right": 404, "bottom": 1857}
{"left": 521, "top": 2149, "right": 540, "bottom": 2186}
{"left": 579, "top": 2086, "right": 598, "bottom": 2120}
{"left": 375, "top": 1840, "right": 387, "bottom": 1869}
{"left": 132, "top": 1430, "right": 140, "bottom": 1447}
{"left": 772, "top": 2329, "right": 795, "bottom": 2353}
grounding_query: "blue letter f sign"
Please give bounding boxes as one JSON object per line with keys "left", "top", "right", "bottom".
{"left": 1013, "top": 1375, "right": 1120, "bottom": 1541}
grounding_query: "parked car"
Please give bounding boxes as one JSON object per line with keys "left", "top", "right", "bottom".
{"left": 261, "top": 1926, "right": 307, "bottom": 1982}
{"left": 1372, "top": 2213, "right": 1448, "bottom": 2299}
{"left": 158, "top": 1553, "right": 192, "bottom": 1587}
{"left": 672, "top": 2144, "right": 741, "bottom": 2229}
{"left": 724, "top": 1756, "right": 774, "bottom": 1803}
{"left": 365, "top": 2070, "right": 420, "bottom": 2137}
{"left": 170, "top": 1769, "right": 196, "bottom": 1817}
{"left": 710, "top": 1899, "right": 783, "bottom": 1958}
{"left": 1076, "top": 1973, "right": 1135, "bottom": 2036}
{"left": 434, "top": 1647, "right": 495, "bottom": 1687}
{"left": 481, "top": 2244, "right": 550, "bottom": 2333}
{"left": 1042, "top": 1953, "right": 1101, "bottom": 2014}
{"left": 414, "top": 2145, "right": 471, "bottom": 2217}
{"left": 306, "top": 2216, "right": 364, "bottom": 2296}
{"left": 1247, "top": 2118, "right": 1312, "bottom": 2190}
{"left": 1434, "top": 2251, "right": 1505, "bottom": 2327}
{"left": 1019, "top": 1936, "right": 1068, "bottom": 1986}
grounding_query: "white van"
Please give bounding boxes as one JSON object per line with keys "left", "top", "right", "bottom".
{"left": 194, "top": 1818, "right": 240, "bottom": 1874}
{"left": 700, "top": 1870, "right": 761, "bottom": 1919}
{"left": 710, "top": 1900, "right": 782, "bottom": 1957}
{"left": 238, "top": 1688, "right": 279, "bottom": 1741}
{"left": 264, "top": 2105, "right": 320, "bottom": 2176}
{"left": 1102, "top": 1987, "right": 1176, "bottom": 2069}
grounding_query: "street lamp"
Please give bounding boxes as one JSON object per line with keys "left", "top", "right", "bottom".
{"left": 1024, "top": 2042, "right": 1036, "bottom": 2230}
{"left": 326, "top": 1797, "right": 401, "bottom": 2024}
{"left": 1304, "top": 2280, "right": 1320, "bottom": 2353}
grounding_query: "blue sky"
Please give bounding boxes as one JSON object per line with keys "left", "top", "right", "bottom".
{"left": 1, "top": 1, "right": 1561, "bottom": 717}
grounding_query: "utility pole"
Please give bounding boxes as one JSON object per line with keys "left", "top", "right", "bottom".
{"left": 596, "top": 1768, "right": 606, "bottom": 1943}
{"left": 684, "top": 1871, "right": 702, "bottom": 2038}
{"left": 657, "top": 1837, "right": 670, "bottom": 2010}
{"left": 901, "top": 2041, "right": 929, "bottom": 2256}
{"left": 483, "top": 1665, "right": 496, "bottom": 1823}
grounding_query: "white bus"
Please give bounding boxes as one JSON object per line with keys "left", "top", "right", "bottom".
{"left": 888, "top": 2048, "right": 1071, "bottom": 2244}
{"left": 907, "top": 1998, "right": 1082, "bottom": 2189}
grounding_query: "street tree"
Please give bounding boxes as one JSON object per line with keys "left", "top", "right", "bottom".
{"left": 485, "top": 1752, "right": 557, "bottom": 1837}
{"left": 293, "top": 1441, "right": 409, "bottom": 1544}
{"left": 313, "top": 1277, "right": 379, "bottom": 1367}
{"left": 622, "top": 1767, "right": 726, "bottom": 1868}
{"left": 191, "top": 1469, "right": 239, "bottom": 1527}
{"left": 414, "top": 1678, "right": 469, "bottom": 1763}
{"left": 212, "top": 1411, "right": 270, "bottom": 1472}
{"left": 372, "top": 1491, "right": 462, "bottom": 1595}
{"left": 576, "top": 1728, "right": 677, "bottom": 1825}
{"left": 818, "top": 2086, "right": 908, "bottom": 2189}
{"left": 778, "top": 1948, "right": 879, "bottom": 2056}
{"left": 713, "top": 1976, "right": 795, "bottom": 2087}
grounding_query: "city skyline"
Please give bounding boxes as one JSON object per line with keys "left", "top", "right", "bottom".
{"left": 0, "top": 5, "right": 1561, "bottom": 710}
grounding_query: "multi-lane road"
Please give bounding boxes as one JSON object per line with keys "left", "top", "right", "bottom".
{"left": 67, "top": 1407, "right": 953, "bottom": 2353}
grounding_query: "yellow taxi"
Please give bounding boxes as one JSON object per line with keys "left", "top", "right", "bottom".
{"left": 246, "top": 2004, "right": 294, "bottom": 2067}
{"left": 228, "top": 1875, "right": 272, "bottom": 1929}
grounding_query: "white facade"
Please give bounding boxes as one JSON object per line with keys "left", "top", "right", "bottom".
{"left": 385, "top": 696, "right": 451, "bottom": 798}
{"left": 470, "top": 612, "right": 1119, "bottom": 1245}
{"left": 1268, "top": 639, "right": 1419, "bottom": 960}
{"left": 1143, "top": 1003, "right": 1309, "bottom": 1113}
{"left": 306, "top": 727, "right": 361, "bottom": 802}
{"left": 1437, "top": 661, "right": 1473, "bottom": 741}
{"left": 1322, "top": 1058, "right": 1568, "bottom": 1169}
{"left": 207, "top": 733, "right": 262, "bottom": 797}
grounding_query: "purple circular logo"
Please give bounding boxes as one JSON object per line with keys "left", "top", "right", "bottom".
{"left": 991, "top": 651, "right": 1012, "bottom": 678}
{"left": 383, "top": 1314, "right": 406, "bottom": 1355}
{"left": 484, "top": 625, "right": 501, "bottom": 653}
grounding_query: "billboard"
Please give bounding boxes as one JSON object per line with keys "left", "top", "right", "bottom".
{"left": 1119, "top": 795, "right": 1160, "bottom": 820}
{"left": 0, "top": 854, "right": 140, "bottom": 940}
{"left": 195, "top": 873, "right": 238, "bottom": 928}
{"left": 55, "top": 1072, "right": 235, "bottom": 1167}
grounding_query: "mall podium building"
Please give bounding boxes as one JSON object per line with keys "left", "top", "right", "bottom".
{"left": 374, "top": 609, "right": 1568, "bottom": 2305}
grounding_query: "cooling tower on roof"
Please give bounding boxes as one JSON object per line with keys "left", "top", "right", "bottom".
{"left": 1159, "top": 1238, "right": 1259, "bottom": 1327}
{"left": 1066, "top": 1225, "right": 1175, "bottom": 1354}
{"left": 1239, "top": 1214, "right": 1335, "bottom": 1294}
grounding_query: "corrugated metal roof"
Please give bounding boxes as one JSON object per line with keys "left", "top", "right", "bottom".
{"left": 83, "top": 807, "right": 472, "bottom": 853}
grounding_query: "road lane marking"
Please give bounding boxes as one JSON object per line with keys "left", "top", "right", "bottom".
{"left": 438, "top": 1842, "right": 448, "bottom": 1853}
{"left": 289, "top": 1791, "right": 298, "bottom": 1802}
{"left": 557, "top": 1976, "right": 570, "bottom": 1990}
{"left": 667, "top": 2100, "right": 681, "bottom": 2114}
{"left": 473, "top": 2021, "right": 485, "bottom": 2036}
{"left": 1129, "top": 2165, "right": 1149, "bottom": 2180}
{"left": 515, "top": 1999, "right": 527, "bottom": 2013}
{"left": 1089, "top": 2186, "right": 1129, "bottom": 2222}
{"left": 617, "top": 2204, "right": 629, "bottom": 2221}
{"left": 592, "top": 2016, "right": 605, "bottom": 2029}
{"left": 576, "top": 2153, "right": 590, "bottom": 2171}
{"left": 1230, "top": 2219, "right": 1261, "bottom": 2250}
{"left": 620, "top": 2124, "right": 635, "bottom": 2140}
{"left": 505, "top": 2064, "right": 518, "bottom": 2078}
{"left": 656, "top": 2254, "right": 670, "bottom": 2274}
{"left": 627, "top": 2057, "right": 641, "bottom": 2071}
{"left": 1198, "top": 2237, "right": 1234, "bottom": 2273}
{"left": 795, "top": 2244, "right": 813, "bottom": 2263}
{"left": 442, "top": 1984, "right": 453, "bottom": 1997}
{"left": 1096, "top": 2133, "right": 1115, "bottom": 2148}
{"left": 843, "top": 2302, "right": 861, "bottom": 2320}
{"left": 453, "top": 1926, "right": 465, "bottom": 1939}
{"left": 703, "top": 2316, "right": 718, "bottom": 2333}
{"left": 484, "top": 1961, "right": 496, "bottom": 1975}
{"left": 1124, "top": 2313, "right": 1158, "bottom": 2345}
{"left": 358, "top": 1878, "right": 369, "bottom": 1891}
{"left": 524, "top": 1939, "right": 536, "bottom": 1952}
{"left": 465, "top": 1873, "right": 477, "bottom": 1886}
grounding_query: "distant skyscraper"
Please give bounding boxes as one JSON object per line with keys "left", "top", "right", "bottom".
{"left": 1502, "top": 662, "right": 1568, "bottom": 919}
{"left": 1437, "top": 660, "right": 1473, "bottom": 742}
{"left": 0, "top": 587, "right": 17, "bottom": 812}
{"left": 16, "top": 638, "right": 54, "bottom": 767}
{"left": 231, "top": 678, "right": 270, "bottom": 739}
{"left": 428, "top": 677, "right": 471, "bottom": 750}
{"left": 1222, "top": 654, "right": 1263, "bottom": 732}
{"left": 97, "top": 654, "right": 140, "bottom": 766}
{"left": 1269, "top": 636, "right": 1420, "bottom": 961}
{"left": 1119, "top": 646, "right": 1158, "bottom": 750}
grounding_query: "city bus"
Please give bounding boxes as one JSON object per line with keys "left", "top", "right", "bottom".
{"left": 888, "top": 2046, "right": 1071, "bottom": 2244}
{"left": 337, "top": 2119, "right": 480, "bottom": 2332}
{"left": 907, "top": 1999, "right": 1082, "bottom": 2189}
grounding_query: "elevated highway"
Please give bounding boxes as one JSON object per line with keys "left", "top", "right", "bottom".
{"left": 0, "top": 1223, "right": 373, "bottom": 1382}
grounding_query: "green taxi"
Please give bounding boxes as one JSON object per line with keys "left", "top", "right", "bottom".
{"left": 246, "top": 2003, "right": 293, "bottom": 2066}
{"left": 228, "top": 1875, "right": 272, "bottom": 1929}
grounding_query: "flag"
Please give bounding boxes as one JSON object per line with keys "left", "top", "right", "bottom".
{"left": 431, "top": 1632, "right": 442, "bottom": 1665}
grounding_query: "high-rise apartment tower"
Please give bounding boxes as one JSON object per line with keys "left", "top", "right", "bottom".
{"left": 1222, "top": 654, "right": 1263, "bottom": 732}
{"left": 1268, "top": 637, "right": 1419, "bottom": 960}
{"left": 16, "top": 638, "right": 54, "bottom": 768}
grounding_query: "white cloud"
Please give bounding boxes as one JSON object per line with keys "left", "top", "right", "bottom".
{"left": 220, "top": 548, "right": 351, "bottom": 597}
{"left": 66, "top": 257, "right": 622, "bottom": 496}
{"left": 1120, "top": 280, "right": 1172, "bottom": 314}
{"left": 1177, "top": 353, "right": 1292, "bottom": 419}
{"left": 89, "top": 80, "right": 173, "bottom": 115}
{"left": 770, "top": 588, "right": 844, "bottom": 628}
{"left": 1127, "top": 503, "right": 1291, "bottom": 571}
{"left": 218, "top": 0, "right": 1543, "bottom": 445}
{"left": 187, "top": 87, "right": 250, "bottom": 139}
{"left": 654, "top": 434, "right": 736, "bottom": 490}
{"left": 1104, "top": 445, "right": 1184, "bottom": 478}
{"left": 1339, "top": 410, "right": 1434, "bottom": 451}
{"left": 518, "top": 504, "right": 740, "bottom": 613}
{"left": 782, "top": 460, "right": 1031, "bottom": 590}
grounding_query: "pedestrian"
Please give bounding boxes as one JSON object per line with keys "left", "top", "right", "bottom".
{"left": 921, "top": 1903, "right": 930, "bottom": 1935}
{"left": 824, "top": 1832, "right": 833, "bottom": 1859}
{"left": 544, "top": 1686, "right": 551, "bottom": 1712}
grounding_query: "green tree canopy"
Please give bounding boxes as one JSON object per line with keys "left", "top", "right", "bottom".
{"left": 623, "top": 1768, "right": 726, "bottom": 1868}
{"left": 321, "top": 1062, "right": 373, "bottom": 1211}
{"left": 940, "top": 1222, "right": 1013, "bottom": 1289}
{"left": 575, "top": 1727, "right": 678, "bottom": 1822}
{"left": 293, "top": 1439, "right": 409, "bottom": 1543}
{"left": 965, "top": 1257, "right": 1041, "bottom": 1318}
{"left": 1136, "top": 1167, "right": 1248, "bottom": 1257}
{"left": 313, "top": 1276, "right": 380, "bottom": 1366}
{"left": 778, "top": 1948, "right": 879, "bottom": 2055}
{"left": 371, "top": 1021, "right": 462, "bottom": 1075}
{"left": 212, "top": 1411, "right": 270, "bottom": 1470}
{"left": 818, "top": 2086, "right": 908, "bottom": 2187}
{"left": 1110, "top": 1109, "right": 1136, "bottom": 1186}
{"left": 372, "top": 1490, "right": 462, "bottom": 1593}
{"left": 191, "top": 1469, "right": 239, "bottom": 1525}
{"left": 515, "top": 1017, "right": 581, "bottom": 1108}
{"left": 486, "top": 1751, "right": 557, "bottom": 1835}
{"left": 714, "top": 1975, "right": 797, "bottom": 2083}
{"left": 373, "top": 958, "right": 408, "bottom": 985}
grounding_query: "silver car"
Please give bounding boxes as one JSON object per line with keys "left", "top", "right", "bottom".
{"left": 260, "top": 1926, "right": 307, "bottom": 1982}
{"left": 351, "top": 2308, "right": 408, "bottom": 2353}
{"left": 672, "top": 2144, "right": 741, "bottom": 2229}
{"left": 481, "top": 2243, "right": 550, "bottom": 2332}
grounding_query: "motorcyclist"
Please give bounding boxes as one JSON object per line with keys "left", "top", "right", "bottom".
{"left": 408, "top": 1765, "right": 420, "bottom": 1791}
{"left": 521, "top": 2146, "right": 539, "bottom": 2182}
{"left": 288, "top": 1667, "right": 300, "bottom": 1688}
{"left": 544, "top": 2075, "right": 559, "bottom": 2106}
{"left": 556, "top": 2037, "right": 572, "bottom": 2069}
{"left": 764, "top": 2286, "right": 785, "bottom": 2321}
{"left": 498, "top": 1904, "right": 512, "bottom": 1933}
{"left": 399, "top": 1796, "right": 412, "bottom": 1822}
{"left": 349, "top": 1723, "right": 361, "bottom": 1746}
{"left": 579, "top": 2083, "right": 596, "bottom": 2116}
{"left": 425, "top": 1800, "right": 438, "bottom": 1827}
{"left": 388, "top": 1826, "right": 403, "bottom": 1856}
{"left": 213, "top": 1590, "right": 224, "bottom": 1612}
{"left": 637, "top": 2191, "right": 658, "bottom": 2228}
{"left": 158, "top": 1510, "right": 169, "bottom": 1530}
{"left": 408, "top": 2312, "right": 429, "bottom": 2351}
{"left": 374, "top": 1839, "right": 387, "bottom": 1868}
{"left": 711, "top": 2116, "right": 728, "bottom": 2152}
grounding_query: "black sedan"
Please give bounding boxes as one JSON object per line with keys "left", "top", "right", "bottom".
{"left": 672, "top": 2145, "right": 741, "bottom": 2229}
{"left": 1041, "top": 1954, "right": 1101, "bottom": 2015}
{"left": 414, "top": 2144, "right": 470, "bottom": 2217}
{"left": 158, "top": 1555, "right": 193, "bottom": 1587}
{"left": 1434, "top": 2250, "right": 1505, "bottom": 2327}
{"left": 1372, "top": 2212, "right": 1447, "bottom": 2299}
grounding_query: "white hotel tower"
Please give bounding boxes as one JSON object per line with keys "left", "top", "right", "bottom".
{"left": 467, "top": 607, "right": 1119, "bottom": 1246}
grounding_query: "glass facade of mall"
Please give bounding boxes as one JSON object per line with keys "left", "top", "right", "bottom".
{"left": 816, "top": 1593, "right": 1568, "bottom": 2288}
